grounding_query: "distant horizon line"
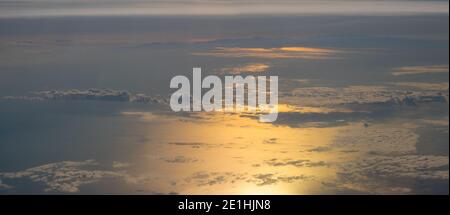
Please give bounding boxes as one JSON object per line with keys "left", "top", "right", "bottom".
{"left": 0, "top": 0, "right": 448, "bottom": 18}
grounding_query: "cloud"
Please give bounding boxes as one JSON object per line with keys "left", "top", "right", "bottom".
{"left": 218, "top": 63, "right": 270, "bottom": 74}
{"left": 271, "top": 111, "right": 370, "bottom": 128}
{"left": 263, "top": 138, "right": 278, "bottom": 144}
{"left": 392, "top": 65, "right": 449, "bottom": 76}
{"left": 162, "top": 156, "right": 199, "bottom": 163}
{"left": 340, "top": 155, "right": 449, "bottom": 181}
{"left": 1, "top": 89, "right": 167, "bottom": 104}
{"left": 192, "top": 46, "right": 340, "bottom": 59}
{"left": 333, "top": 124, "right": 419, "bottom": 155}
{"left": 251, "top": 174, "right": 277, "bottom": 186}
{"left": 184, "top": 171, "right": 246, "bottom": 187}
{"left": 264, "top": 158, "right": 329, "bottom": 168}
{"left": 168, "top": 142, "right": 219, "bottom": 149}
{"left": 283, "top": 85, "right": 449, "bottom": 107}
{"left": 321, "top": 180, "right": 413, "bottom": 195}
{"left": 307, "top": 146, "right": 332, "bottom": 153}
{"left": 0, "top": 179, "right": 13, "bottom": 190}
{"left": 392, "top": 82, "right": 449, "bottom": 91}
{"left": 420, "top": 118, "right": 449, "bottom": 127}
{"left": 0, "top": 159, "right": 144, "bottom": 193}
{"left": 112, "top": 161, "right": 131, "bottom": 169}
{"left": 322, "top": 154, "right": 448, "bottom": 194}
{"left": 251, "top": 173, "right": 311, "bottom": 186}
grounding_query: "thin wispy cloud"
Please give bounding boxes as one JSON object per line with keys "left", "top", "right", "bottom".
{"left": 193, "top": 46, "right": 340, "bottom": 59}
{"left": 392, "top": 65, "right": 449, "bottom": 76}
{"left": 218, "top": 63, "right": 270, "bottom": 74}
{"left": 392, "top": 82, "right": 449, "bottom": 91}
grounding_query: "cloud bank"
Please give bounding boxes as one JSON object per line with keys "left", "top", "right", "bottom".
{"left": 0, "top": 160, "right": 143, "bottom": 193}
{"left": 1, "top": 89, "right": 167, "bottom": 104}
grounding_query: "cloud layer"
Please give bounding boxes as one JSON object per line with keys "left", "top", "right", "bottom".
{"left": 0, "top": 160, "right": 142, "bottom": 193}
{"left": 2, "top": 89, "right": 167, "bottom": 104}
{"left": 392, "top": 65, "right": 449, "bottom": 76}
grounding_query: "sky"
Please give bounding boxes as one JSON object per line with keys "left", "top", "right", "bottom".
{"left": 0, "top": 0, "right": 449, "bottom": 17}
{"left": 0, "top": 0, "right": 448, "bottom": 194}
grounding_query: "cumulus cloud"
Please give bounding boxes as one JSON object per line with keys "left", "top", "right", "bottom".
{"left": 184, "top": 171, "right": 246, "bottom": 187}
{"left": 0, "top": 160, "right": 144, "bottom": 193}
{"left": 283, "top": 85, "right": 449, "bottom": 107}
{"left": 392, "top": 65, "right": 449, "bottom": 76}
{"left": 264, "top": 158, "right": 329, "bottom": 168}
{"left": 321, "top": 154, "right": 449, "bottom": 194}
{"left": 168, "top": 142, "right": 220, "bottom": 149}
{"left": 340, "top": 155, "right": 448, "bottom": 181}
{"left": 333, "top": 124, "right": 419, "bottom": 155}
{"left": 192, "top": 46, "right": 340, "bottom": 59}
{"left": 183, "top": 171, "right": 311, "bottom": 187}
{"left": 250, "top": 173, "right": 311, "bottom": 186}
